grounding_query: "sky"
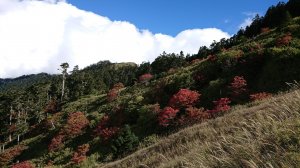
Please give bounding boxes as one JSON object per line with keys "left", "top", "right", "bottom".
{"left": 67, "top": 0, "right": 287, "bottom": 36}
{"left": 0, "top": 0, "right": 287, "bottom": 78}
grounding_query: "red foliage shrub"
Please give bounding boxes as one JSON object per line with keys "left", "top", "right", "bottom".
{"left": 71, "top": 144, "right": 90, "bottom": 164}
{"left": 113, "top": 82, "right": 124, "bottom": 90}
{"left": 229, "top": 76, "right": 248, "bottom": 98}
{"left": 139, "top": 73, "right": 153, "bottom": 83}
{"left": 149, "top": 103, "right": 161, "bottom": 114}
{"left": 107, "top": 83, "right": 125, "bottom": 102}
{"left": 261, "top": 27, "right": 270, "bottom": 33}
{"left": 207, "top": 55, "right": 217, "bottom": 62}
{"left": 44, "top": 99, "right": 59, "bottom": 114}
{"left": 47, "top": 160, "right": 54, "bottom": 166}
{"left": 12, "top": 161, "right": 34, "bottom": 168}
{"left": 221, "top": 48, "right": 228, "bottom": 52}
{"left": 193, "top": 73, "right": 205, "bottom": 83}
{"left": 48, "top": 134, "right": 64, "bottom": 152}
{"left": 48, "top": 112, "right": 88, "bottom": 152}
{"left": 214, "top": 98, "right": 231, "bottom": 112}
{"left": 8, "top": 124, "right": 17, "bottom": 133}
{"left": 208, "top": 98, "right": 231, "bottom": 113}
{"left": 107, "top": 89, "right": 118, "bottom": 102}
{"left": 235, "top": 50, "right": 244, "bottom": 58}
{"left": 94, "top": 115, "right": 120, "bottom": 141}
{"left": 167, "top": 68, "right": 177, "bottom": 74}
{"left": 191, "top": 59, "right": 202, "bottom": 64}
{"left": 250, "top": 92, "right": 272, "bottom": 101}
{"left": 185, "top": 107, "right": 208, "bottom": 119}
{"left": 0, "top": 145, "right": 26, "bottom": 166}
{"left": 175, "top": 107, "right": 210, "bottom": 126}
{"left": 276, "top": 33, "right": 292, "bottom": 47}
{"left": 63, "top": 112, "right": 89, "bottom": 137}
{"left": 95, "top": 115, "right": 109, "bottom": 128}
{"left": 169, "top": 89, "right": 200, "bottom": 108}
{"left": 158, "top": 107, "right": 179, "bottom": 127}
{"left": 98, "top": 127, "right": 120, "bottom": 141}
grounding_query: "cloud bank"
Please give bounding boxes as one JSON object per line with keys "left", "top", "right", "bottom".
{"left": 0, "top": 0, "right": 230, "bottom": 78}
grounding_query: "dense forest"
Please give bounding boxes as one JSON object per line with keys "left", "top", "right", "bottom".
{"left": 1, "top": 0, "right": 300, "bottom": 167}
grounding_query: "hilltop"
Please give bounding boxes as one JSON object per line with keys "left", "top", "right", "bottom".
{"left": 0, "top": 1, "right": 300, "bottom": 167}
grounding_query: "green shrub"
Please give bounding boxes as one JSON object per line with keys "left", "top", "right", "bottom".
{"left": 111, "top": 125, "right": 139, "bottom": 158}
{"left": 136, "top": 104, "right": 160, "bottom": 136}
{"left": 200, "top": 78, "right": 227, "bottom": 108}
{"left": 167, "top": 72, "right": 195, "bottom": 92}
{"left": 138, "top": 134, "right": 159, "bottom": 149}
{"left": 151, "top": 52, "right": 186, "bottom": 74}
{"left": 48, "top": 148, "right": 73, "bottom": 165}
{"left": 258, "top": 47, "right": 300, "bottom": 91}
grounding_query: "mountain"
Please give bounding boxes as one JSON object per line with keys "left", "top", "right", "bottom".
{"left": 0, "top": 73, "right": 52, "bottom": 92}
{"left": 0, "top": 1, "right": 300, "bottom": 167}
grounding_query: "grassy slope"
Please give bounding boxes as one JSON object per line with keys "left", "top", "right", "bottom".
{"left": 101, "top": 87, "right": 300, "bottom": 168}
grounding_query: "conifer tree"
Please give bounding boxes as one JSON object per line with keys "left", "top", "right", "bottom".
{"left": 59, "top": 63, "right": 69, "bottom": 101}
{"left": 111, "top": 125, "right": 138, "bottom": 158}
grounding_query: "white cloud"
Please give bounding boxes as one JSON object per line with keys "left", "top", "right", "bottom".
{"left": 238, "top": 12, "right": 258, "bottom": 29}
{"left": 0, "top": 0, "right": 230, "bottom": 78}
{"left": 238, "top": 18, "right": 253, "bottom": 29}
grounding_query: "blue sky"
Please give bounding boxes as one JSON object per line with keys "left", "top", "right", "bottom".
{"left": 67, "top": 0, "right": 287, "bottom": 35}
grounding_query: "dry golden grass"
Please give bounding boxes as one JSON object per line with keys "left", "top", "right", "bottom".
{"left": 99, "top": 88, "right": 300, "bottom": 168}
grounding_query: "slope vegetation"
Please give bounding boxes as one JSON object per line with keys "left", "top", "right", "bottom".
{"left": 102, "top": 87, "right": 300, "bottom": 168}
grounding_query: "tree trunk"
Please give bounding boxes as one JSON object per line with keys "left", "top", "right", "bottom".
{"left": 38, "top": 111, "right": 41, "bottom": 123}
{"left": 61, "top": 73, "right": 66, "bottom": 101}
{"left": 60, "top": 63, "right": 69, "bottom": 101}
{"left": 24, "top": 111, "right": 28, "bottom": 123}
{"left": 9, "top": 108, "right": 12, "bottom": 125}
{"left": 9, "top": 106, "right": 13, "bottom": 142}
{"left": 17, "top": 134, "right": 20, "bottom": 144}
{"left": 17, "top": 110, "right": 21, "bottom": 124}
{"left": 51, "top": 120, "right": 56, "bottom": 129}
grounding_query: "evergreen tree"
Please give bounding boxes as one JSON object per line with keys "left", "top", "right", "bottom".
{"left": 59, "top": 63, "right": 69, "bottom": 101}
{"left": 151, "top": 52, "right": 186, "bottom": 74}
{"left": 286, "top": 0, "right": 300, "bottom": 17}
{"left": 111, "top": 125, "right": 139, "bottom": 158}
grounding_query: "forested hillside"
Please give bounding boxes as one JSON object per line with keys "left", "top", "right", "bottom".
{"left": 1, "top": 0, "right": 300, "bottom": 167}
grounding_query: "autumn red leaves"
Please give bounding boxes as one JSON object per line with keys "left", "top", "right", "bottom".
{"left": 48, "top": 112, "right": 89, "bottom": 152}
{"left": 48, "top": 112, "right": 90, "bottom": 164}
{"left": 158, "top": 89, "right": 201, "bottom": 127}
{"left": 158, "top": 75, "right": 271, "bottom": 127}
{"left": 71, "top": 144, "right": 90, "bottom": 164}
{"left": 94, "top": 115, "right": 119, "bottom": 142}
{"left": 158, "top": 89, "right": 229, "bottom": 127}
